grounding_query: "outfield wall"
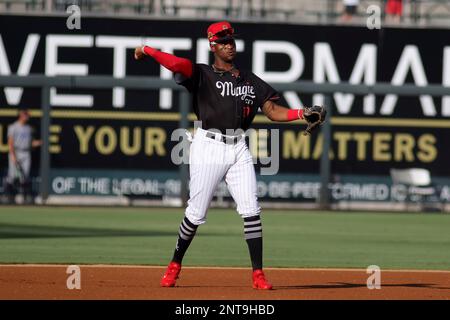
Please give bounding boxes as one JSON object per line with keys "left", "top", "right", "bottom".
{"left": 0, "top": 15, "right": 449, "bottom": 209}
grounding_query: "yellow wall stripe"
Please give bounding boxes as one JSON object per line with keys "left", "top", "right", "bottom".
{"left": 1, "top": 109, "right": 450, "bottom": 128}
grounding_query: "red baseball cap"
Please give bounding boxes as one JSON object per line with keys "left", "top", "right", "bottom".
{"left": 207, "top": 21, "right": 235, "bottom": 44}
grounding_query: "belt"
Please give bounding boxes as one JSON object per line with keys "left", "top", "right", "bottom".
{"left": 205, "top": 131, "right": 242, "bottom": 144}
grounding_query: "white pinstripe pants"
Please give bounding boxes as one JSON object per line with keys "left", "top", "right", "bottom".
{"left": 185, "top": 128, "right": 261, "bottom": 225}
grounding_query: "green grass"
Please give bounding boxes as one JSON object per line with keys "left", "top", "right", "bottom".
{"left": 0, "top": 206, "right": 449, "bottom": 270}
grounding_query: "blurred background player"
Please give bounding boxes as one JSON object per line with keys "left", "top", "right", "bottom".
{"left": 3, "top": 109, "right": 42, "bottom": 204}
{"left": 341, "top": 0, "right": 360, "bottom": 22}
{"left": 386, "top": 0, "right": 403, "bottom": 24}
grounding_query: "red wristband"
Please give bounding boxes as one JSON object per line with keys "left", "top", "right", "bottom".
{"left": 287, "top": 109, "right": 304, "bottom": 121}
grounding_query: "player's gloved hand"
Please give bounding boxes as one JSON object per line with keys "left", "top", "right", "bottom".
{"left": 303, "top": 105, "right": 327, "bottom": 135}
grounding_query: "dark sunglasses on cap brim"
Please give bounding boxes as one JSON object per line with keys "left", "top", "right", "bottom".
{"left": 213, "top": 35, "right": 236, "bottom": 44}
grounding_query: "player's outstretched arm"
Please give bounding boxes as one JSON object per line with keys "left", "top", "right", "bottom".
{"left": 262, "top": 100, "right": 304, "bottom": 122}
{"left": 134, "top": 46, "right": 193, "bottom": 78}
{"left": 32, "top": 139, "right": 43, "bottom": 148}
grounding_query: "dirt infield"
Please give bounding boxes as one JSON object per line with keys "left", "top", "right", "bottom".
{"left": 0, "top": 264, "right": 449, "bottom": 300}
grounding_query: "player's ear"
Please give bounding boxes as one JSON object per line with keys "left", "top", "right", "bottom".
{"left": 210, "top": 43, "right": 216, "bottom": 52}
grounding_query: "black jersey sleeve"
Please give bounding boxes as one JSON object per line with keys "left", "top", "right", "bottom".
{"left": 251, "top": 73, "right": 280, "bottom": 109}
{"left": 174, "top": 63, "right": 201, "bottom": 92}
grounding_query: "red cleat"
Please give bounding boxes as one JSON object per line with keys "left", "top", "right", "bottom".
{"left": 252, "top": 269, "right": 273, "bottom": 290}
{"left": 160, "top": 262, "right": 181, "bottom": 287}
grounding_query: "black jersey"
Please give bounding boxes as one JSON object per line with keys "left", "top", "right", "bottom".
{"left": 176, "top": 63, "right": 279, "bottom": 134}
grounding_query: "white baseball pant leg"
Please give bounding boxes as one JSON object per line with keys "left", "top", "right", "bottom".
{"left": 225, "top": 140, "right": 261, "bottom": 218}
{"left": 185, "top": 129, "right": 233, "bottom": 225}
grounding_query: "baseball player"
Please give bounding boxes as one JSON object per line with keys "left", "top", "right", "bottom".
{"left": 4, "top": 109, "right": 42, "bottom": 204}
{"left": 134, "top": 21, "right": 326, "bottom": 289}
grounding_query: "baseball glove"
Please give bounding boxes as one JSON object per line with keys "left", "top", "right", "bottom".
{"left": 303, "top": 105, "right": 327, "bottom": 135}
